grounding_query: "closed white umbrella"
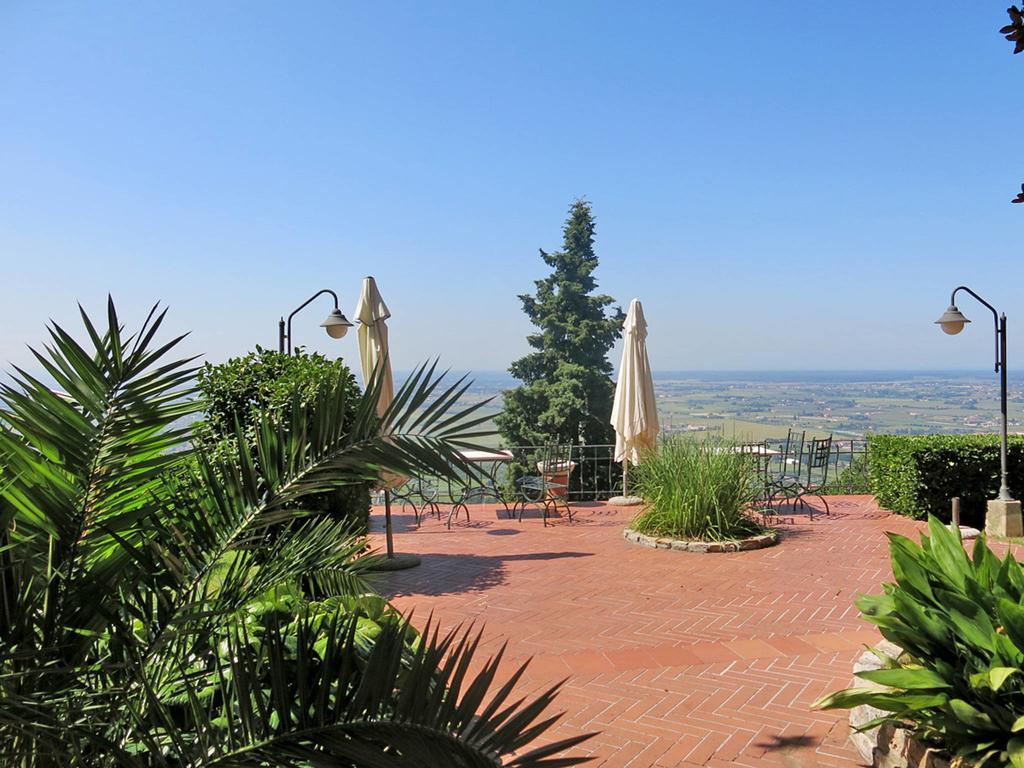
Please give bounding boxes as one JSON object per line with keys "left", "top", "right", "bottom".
{"left": 355, "top": 276, "right": 394, "bottom": 418}
{"left": 354, "top": 276, "right": 417, "bottom": 569}
{"left": 609, "top": 298, "right": 659, "bottom": 505}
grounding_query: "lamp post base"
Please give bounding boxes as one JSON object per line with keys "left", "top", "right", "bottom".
{"left": 986, "top": 498, "right": 1023, "bottom": 538}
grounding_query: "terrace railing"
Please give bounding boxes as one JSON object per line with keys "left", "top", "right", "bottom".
{"left": 376, "top": 436, "right": 870, "bottom": 506}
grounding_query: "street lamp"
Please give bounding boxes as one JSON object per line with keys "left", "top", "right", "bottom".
{"left": 279, "top": 289, "right": 353, "bottom": 354}
{"left": 274, "top": 283, "right": 419, "bottom": 569}
{"left": 935, "top": 286, "right": 1015, "bottom": 508}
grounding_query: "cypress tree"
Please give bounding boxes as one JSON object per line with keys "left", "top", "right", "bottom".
{"left": 498, "top": 200, "right": 624, "bottom": 451}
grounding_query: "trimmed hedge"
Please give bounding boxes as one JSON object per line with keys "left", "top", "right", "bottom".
{"left": 195, "top": 347, "right": 371, "bottom": 533}
{"left": 868, "top": 434, "right": 1024, "bottom": 526}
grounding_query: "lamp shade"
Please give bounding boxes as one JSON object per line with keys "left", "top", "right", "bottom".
{"left": 935, "top": 305, "right": 970, "bottom": 336}
{"left": 321, "top": 309, "right": 354, "bottom": 339}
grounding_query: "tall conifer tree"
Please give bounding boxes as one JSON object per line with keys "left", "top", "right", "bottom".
{"left": 498, "top": 200, "right": 624, "bottom": 449}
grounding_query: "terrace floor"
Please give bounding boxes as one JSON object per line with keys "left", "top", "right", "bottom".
{"left": 369, "top": 496, "right": 926, "bottom": 767}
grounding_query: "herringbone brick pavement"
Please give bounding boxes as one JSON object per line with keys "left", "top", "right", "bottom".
{"left": 370, "top": 496, "right": 927, "bottom": 767}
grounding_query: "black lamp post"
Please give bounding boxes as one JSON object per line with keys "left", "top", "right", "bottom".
{"left": 279, "top": 289, "right": 353, "bottom": 355}
{"left": 276, "top": 285, "right": 419, "bottom": 569}
{"left": 935, "top": 286, "right": 1013, "bottom": 501}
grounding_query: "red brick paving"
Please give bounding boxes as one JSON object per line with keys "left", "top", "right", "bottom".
{"left": 369, "top": 495, "right": 925, "bottom": 767}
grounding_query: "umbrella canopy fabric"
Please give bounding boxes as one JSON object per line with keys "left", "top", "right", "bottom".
{"left": 610, "top": 298, "right": 659, "bottom": 467}
{"left": 354, "top": 276, "right": 394, "bottom": 418}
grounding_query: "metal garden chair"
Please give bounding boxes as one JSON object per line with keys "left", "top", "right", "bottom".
{"left": 391, "top": 476, "right": 442, "bottom": 527}
{"left": 769, "top": 434, "right": 833, "bottom": 519}
{"left": 512, "top": 443, "right": 575, "bottom": 526}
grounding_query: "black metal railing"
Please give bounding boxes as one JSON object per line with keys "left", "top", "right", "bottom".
{"left": 756, "top": 436, "right": 869, "bottom": 494}
{"left": 376, "top": 436, "right": 871, "bottom": 507}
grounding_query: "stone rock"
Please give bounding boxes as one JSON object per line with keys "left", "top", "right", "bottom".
{"left": 955, "top": 526, "right": 981, "bottom": 540}
{"left": 848, "top": 641, "right": 950, "bottom": 768}
{"left": 622, "top": 529, "right": 779, "bottom": 553}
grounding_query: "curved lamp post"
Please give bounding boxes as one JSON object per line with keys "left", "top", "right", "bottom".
{"left": 936, "top": 286, "right": 1019, "bottom": 534}
{"left": 279, "top": 289, "right": 353, "bottom": 355}
{"left": 276, "top": 285, "right": 418, "bottom": 569}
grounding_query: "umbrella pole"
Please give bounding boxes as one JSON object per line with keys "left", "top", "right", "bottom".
{"left": 384, "top": 490, "right": 395, "bottom": 558}
{"left": 609, "top": 455, "right": 643, "bottom": 506}
{"left": 371, "top": 488, "right": 420, "bottom": 571}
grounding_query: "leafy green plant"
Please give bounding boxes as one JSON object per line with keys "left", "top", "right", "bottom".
{"left": 868, "top": 434, "right": 1024, "bottom": 526}
{"left": 814, "top": 517, "right": 1024, "bottom": 766}
{"left": 0, "top": 299, "right": 592, "bottom": 766}
{"left": 195, "top": 346, "right": 371, "bottom": 532}
{"left": 629, "top": 436, "right": 764, "bottom": 541}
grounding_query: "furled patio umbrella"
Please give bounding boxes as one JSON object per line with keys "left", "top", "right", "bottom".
{"left": 609, "top": 298, "right": 659, "bottom": 505}
{"left": 354, "top": 276, "right": 419, "bottom": 569}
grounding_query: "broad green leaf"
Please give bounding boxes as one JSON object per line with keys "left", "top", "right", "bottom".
{"left": 949, "top": 699, "right": 996, "bottom": 731}
{"left": 927, "top": 515, "right": 968, "bottom": 591}
{"left": 998, "top": 598, "right": 1024, "bottom": 653}
{"left": 1008, "top": 736, "right": 1024, "bottom": 768}
{"left": 989, "top": 666, "right": 1018, "bottom": 691}
{"left": 813, "top": 688, "right": 947, "bottom": 713}
{"left": 858, "top": 667, "right": 950, "bottom": 690}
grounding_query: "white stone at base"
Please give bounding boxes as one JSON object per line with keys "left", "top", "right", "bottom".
{"left": 609, "top": 495, "right": 643, "bottom": 506}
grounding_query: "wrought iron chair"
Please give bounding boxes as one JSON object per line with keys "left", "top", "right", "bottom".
{"left": 764, "top": 430, "right": 804, "bottom": 498}
{"left": 442, "top": 459, "right": 512, "bottom": 528}
{"left": 445, "top": 472, "right": 472, "bottom": 529}
{"left": 512, "top": 443, "right": 575, "bottom": 526}
{"left": 391, "top": 476, "right": 441, "bottom": 527}
{"left": 736, "top": 440, "right": 774, "bottom": 520}
{"left": 770, "top": 434, "right": 833, "bottom": 519}
{"left": 759, "top": 429, "right": 804, "bottom": 523}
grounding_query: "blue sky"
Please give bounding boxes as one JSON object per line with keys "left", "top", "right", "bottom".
{"left": 1, "top": 2, "right": 1021, "bottom": 377}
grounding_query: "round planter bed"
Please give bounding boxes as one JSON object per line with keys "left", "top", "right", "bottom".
{"left": 622, "top": 528, "right": 778, "bottom": 553}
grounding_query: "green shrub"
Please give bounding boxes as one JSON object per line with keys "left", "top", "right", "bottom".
{"left": 630, "top": 436, "right": 764, "bottom": 541}
{"left": 815, "top": 517, "right": 1024, "bottom": 766}
{"left": 196, "top": 346, "right": 371, "bottom": 532}
{"left": 868, "top": 434, "right": 1024, "bottom": 526}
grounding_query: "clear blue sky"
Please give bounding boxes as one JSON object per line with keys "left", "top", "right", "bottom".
{"left": 1, "top": 2, "right": 1021, "bottom": 377}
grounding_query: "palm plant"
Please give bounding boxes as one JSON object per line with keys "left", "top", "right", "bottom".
{"left": 0, "top": 299, "right": 592, "bottom": 767}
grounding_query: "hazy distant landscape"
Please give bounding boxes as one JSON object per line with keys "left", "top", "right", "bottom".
{"left": 411, "top": 369, "right": 1024, "bottom": 444}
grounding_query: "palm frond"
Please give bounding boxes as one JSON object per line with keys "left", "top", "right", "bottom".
{"left": 0, "top": 297, "right": 198, "bottom": 658}
{"left": 0, "top": 300, "right": 593, "bottom": 766}
{"left": 163, "top": 611, "right": 594, "bottom": 767}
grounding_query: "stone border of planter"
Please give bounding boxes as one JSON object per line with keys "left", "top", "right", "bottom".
{"left": 622, "top": 528, "right": 778, "bottom": 553}
{"left": 850, "top": 641, "right": 950, "bottom": 768}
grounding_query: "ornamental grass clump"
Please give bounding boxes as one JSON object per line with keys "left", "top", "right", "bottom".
{"left": 814, "top": 517, "right": 1024, "bottom": 766}
{"left": 630, "top": 436, "right": 764, "bottom": 541}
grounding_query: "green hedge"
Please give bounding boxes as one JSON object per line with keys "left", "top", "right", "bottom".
{"left": 868, "top": 434, "right": 1024, "bottom": 526}
{"left": 195, "top": 346, "right": 371, "bottom": 533}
